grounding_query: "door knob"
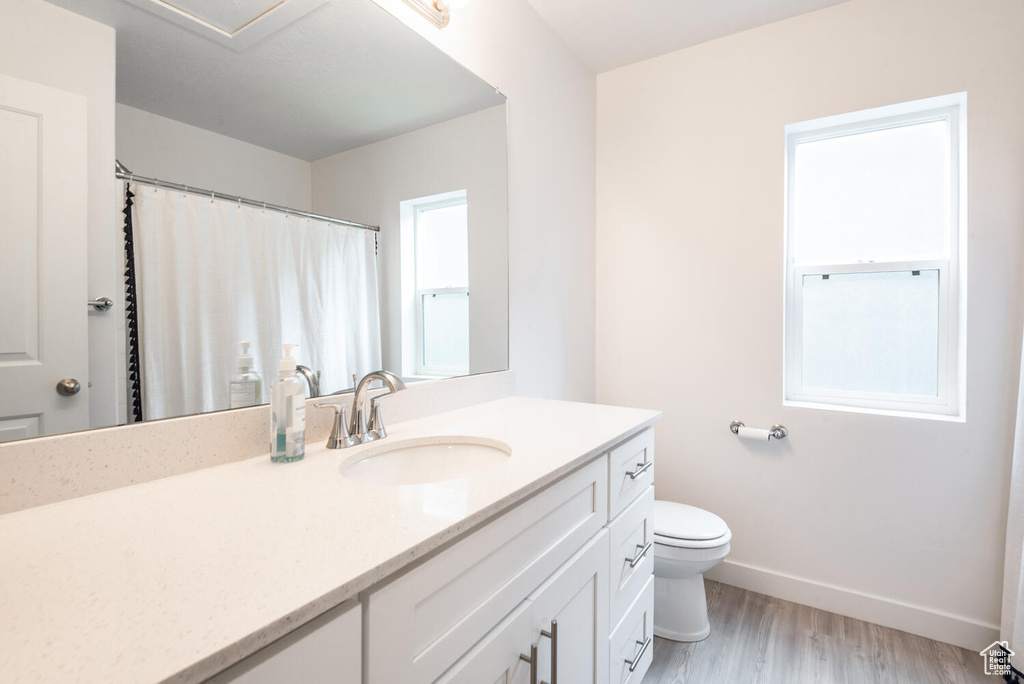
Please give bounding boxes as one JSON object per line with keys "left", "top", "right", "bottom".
{"left": 88, "top": 297, "right": 114, "bottom": 312}
{"left": 56, "top": 378, "right": 81, "bottom": 396}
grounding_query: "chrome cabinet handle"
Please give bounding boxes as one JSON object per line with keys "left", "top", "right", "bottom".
{"left": 626, "top": 460, "right": 652, "bottom": 480}
{"left": 519, "top": 643, "right": 538, "bottom": 684}
{"left": 625, "top": 637, "right": 652, "bottom": 672}
{"left": 56, "top": 378, "right": 81, "bottom": 396}
{"left": 540, "top": 619, "right": 557, "bottom": 684}
{"left": 626, "top": 541, "right": 653, "bottom": 568}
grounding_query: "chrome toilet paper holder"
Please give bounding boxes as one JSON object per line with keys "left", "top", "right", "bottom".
{"left": 730, "top": 420, "right": 788, "bottom": 440}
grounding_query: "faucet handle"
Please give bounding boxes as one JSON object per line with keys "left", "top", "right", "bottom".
{"left": 368, "top": 400, "right": 388, "bottom": 440}
{"left": 314, "top": 402, "right": 358, "bottom": 449}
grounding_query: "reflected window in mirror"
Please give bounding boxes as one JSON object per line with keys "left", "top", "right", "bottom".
{"left": 403, "top": 191, "right": 470, "bottom": 378}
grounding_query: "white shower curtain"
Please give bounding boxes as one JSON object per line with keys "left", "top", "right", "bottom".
{"left": 130, "top": 183, "right": 382, "bottom": 420}
{"left": 1003, "top": 336, "right": 1024, "bottom": 651}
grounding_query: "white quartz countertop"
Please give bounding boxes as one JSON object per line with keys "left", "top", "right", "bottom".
{"left": 0, "top": 396, "right": 660, "bottom": 683}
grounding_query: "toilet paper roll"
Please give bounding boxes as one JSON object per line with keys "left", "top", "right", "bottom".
{"left": 736, "top": 426, "right": 772, "bottom": 442}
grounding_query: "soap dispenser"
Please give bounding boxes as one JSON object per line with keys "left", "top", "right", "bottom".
{"left": 229, "top": 341, "right": 263, "bottom": 409}
{"left": 270, "top": 342, "right": 305, "bottom": 463}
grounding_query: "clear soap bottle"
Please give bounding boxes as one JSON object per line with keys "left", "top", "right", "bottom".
{"left": 229, "top": 341, "right": 263, "bottom": 409}
{"left": 270, "top": 343, "right": 306, "bottom": 463}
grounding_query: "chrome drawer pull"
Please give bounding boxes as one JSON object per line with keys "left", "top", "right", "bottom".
{"left": 540, "top": 619, "right": 557, "bottom": 684}
{"left": 626, "top": 460, "right": 652, "bottom": 480}
{"left": 625, "top": 637, "right": 652, "bottom": 672}
{"left": 520, "top": 643, "right": 538, "bottom": 684}
{"left": 626, "top": 541, "right": 653, "bottom": 568}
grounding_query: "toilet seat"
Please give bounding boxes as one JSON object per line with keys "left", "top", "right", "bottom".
{"left": 653, "top": 500, "right": 731, "bottom": 549}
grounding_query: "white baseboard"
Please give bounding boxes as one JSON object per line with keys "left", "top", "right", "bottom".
{"left": 705, "top": 559, "right": 998, "bottom": 652}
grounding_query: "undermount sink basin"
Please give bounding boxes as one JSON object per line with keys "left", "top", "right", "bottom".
{"left": 340, "top": 436, "right": 512, "bottom": 486}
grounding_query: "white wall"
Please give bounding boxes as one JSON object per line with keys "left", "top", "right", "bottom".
{"left": 596, "top": 0, "right": 1024, "bottom": 650}
{"left": 0, "top": 0, "right": 118, "bottom": 429}
{"left": 373, "top": 0, "right": 596, "bottom": 401}
{"left": 116, "top": 104, "right": 312, "bottom": 210}
{"left": 311, "top": 105, "right": 508, "bottom": 378}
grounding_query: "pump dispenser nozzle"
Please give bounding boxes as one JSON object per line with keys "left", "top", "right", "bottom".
{"left": 236, "top": 341, "right": 253, "bottom": 370}
{"left": 280, "top": 343, "right": 298, "bottom": 373}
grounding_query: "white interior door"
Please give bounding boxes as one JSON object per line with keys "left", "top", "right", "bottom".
{"left": 0, "top": 72, "right": 89, "bottom": 442}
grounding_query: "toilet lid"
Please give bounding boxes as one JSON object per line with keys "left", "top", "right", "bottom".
{"left": 654, "top": 500, "right": 729, "bottom": 541}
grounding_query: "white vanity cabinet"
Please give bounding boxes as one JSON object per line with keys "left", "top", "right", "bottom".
{"left": 206, "top": 425, "right": 656, "bottom": 684}
{"left": 365, "top": 457, "right": 608, "bottom": 683}
{"left": 366, "top": 426, "right": 655, "bottom": 684}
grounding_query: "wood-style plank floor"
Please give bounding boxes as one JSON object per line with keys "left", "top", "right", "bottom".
{"left": 641, "top": 580, "right": 987, "bottom": 684}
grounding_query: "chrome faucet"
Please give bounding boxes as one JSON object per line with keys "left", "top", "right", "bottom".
{"left": 295, "top": 364, "right": 320, "bottom": 398}
{"left": 315, "top": 370, "right": 405, "bottom": 449}
{"left": 350, "top": 370, "right": 406, "bottom": 443}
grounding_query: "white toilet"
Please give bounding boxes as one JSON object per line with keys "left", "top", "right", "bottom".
{"left": 652, "top": 499, "right": 731, "bottom": 642}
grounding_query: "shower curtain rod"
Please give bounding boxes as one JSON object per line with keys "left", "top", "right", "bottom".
{"left": 114, "top": 160, "right": 380, "bottom": 232}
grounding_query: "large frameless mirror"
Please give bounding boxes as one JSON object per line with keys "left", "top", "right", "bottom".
{"left": 0, "top": 0, "right": 508, "bottom": 441}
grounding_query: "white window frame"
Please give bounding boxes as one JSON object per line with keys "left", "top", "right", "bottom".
{"left": 783, "top": 93, "right": 967, "bottom": 419}
{"left": 413, "top": 194, "right": 469, "bottom": 377}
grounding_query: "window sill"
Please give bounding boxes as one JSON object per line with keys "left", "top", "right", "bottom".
{"left": 782, "top": 399, "right": 965, "bottom": 423}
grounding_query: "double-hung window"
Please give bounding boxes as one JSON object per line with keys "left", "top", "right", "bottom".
{"left": 784, "top": 93, "right": 966, "bottom": 418}
{"left": 413, "top": 193, "right": 469, "bottom": 376}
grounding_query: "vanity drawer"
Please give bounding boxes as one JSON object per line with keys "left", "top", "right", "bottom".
{"left": 609, "top": 576, "right": 654, "bottom": 684}
{"left": 608, "top": 485, "right": 654, "bottom": 628}
{"left": 608, "top": 428, "right": 654, "bottom": 520}
{"left": 366, "top": 456, "right": 608, "bottom": 684}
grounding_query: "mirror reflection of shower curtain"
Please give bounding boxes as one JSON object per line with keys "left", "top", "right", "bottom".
{"left": 128, "top": 183, "right": 382, "bottom": 420}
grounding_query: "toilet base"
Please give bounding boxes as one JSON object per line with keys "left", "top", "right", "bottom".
{"left": 653, "top": 573, "right": 712, "bottom": 643}
{"left": 654, "top": 623, "right": 711, "bottom": 642}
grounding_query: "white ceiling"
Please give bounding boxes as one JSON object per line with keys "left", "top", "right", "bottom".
{"left": 45, "top": 0, "right": 504, "bottom": 160}
{"left": 523, "top": 0, "right": 852, "bottom": 73}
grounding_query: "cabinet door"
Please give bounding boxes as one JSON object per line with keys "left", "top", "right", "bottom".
{"left": 366, "top": 458, "right": 608, "bottom": 684}
{"left": 436, "top": 602, "right": 535, "bottom": 684}
{"left": 528, "top": 531, "right": 610, "bottom": 684}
